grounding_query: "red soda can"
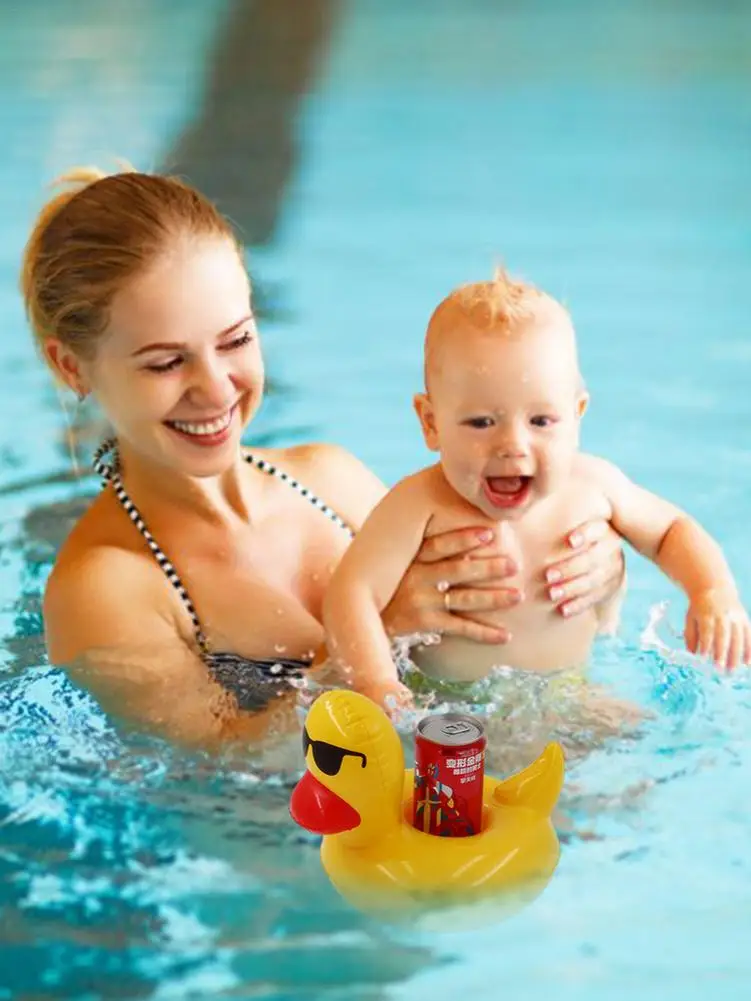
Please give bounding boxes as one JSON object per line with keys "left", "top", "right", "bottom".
{"left": 412, "top": 713, "right": 486, "bottom": 837}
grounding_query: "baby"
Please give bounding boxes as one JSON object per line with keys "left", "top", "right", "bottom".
{"left": 323, "top": 270, "right": 751, "bottom": 707}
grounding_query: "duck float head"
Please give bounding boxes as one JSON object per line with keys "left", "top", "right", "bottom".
{"left": 290, "top": 690, "right": 565, "bottom": 923}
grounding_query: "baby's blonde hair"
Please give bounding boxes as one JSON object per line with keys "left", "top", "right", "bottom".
{"left": 424, "top": 267, "right": 572, "bottom": 386}
{"left": 20, "top": 165, "right": 242, "bottom": 370}
{"left": 429, "top": 267, "right": 566, "bottom": 334}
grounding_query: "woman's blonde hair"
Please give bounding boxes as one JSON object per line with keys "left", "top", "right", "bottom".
{"left": 20, "top": 166, "right": 240, "bottom": 368}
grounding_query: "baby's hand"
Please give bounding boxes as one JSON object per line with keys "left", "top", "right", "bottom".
{"left": 360, "top": 678, "right": 414, "bottom": 716}
{"left": 684, "top": 589, "right": 751, "bottom": 671}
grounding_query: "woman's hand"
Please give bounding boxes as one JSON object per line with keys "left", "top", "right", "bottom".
{"left": 544, "top": 518, "right": 626, "bottom": 619}
{"left": 382, "top": 527, "right": 521, "bottom": 644}
{"left": 381, "top": 518, "right": 626, "bottom": 645}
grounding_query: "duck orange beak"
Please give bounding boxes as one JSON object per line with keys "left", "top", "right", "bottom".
{"left": 289, "top": 771, "right": 361, "bottom": 835}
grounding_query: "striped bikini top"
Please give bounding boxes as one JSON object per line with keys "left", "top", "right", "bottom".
{"left": 92, "top": 438, "right": 354, "bottom": 710}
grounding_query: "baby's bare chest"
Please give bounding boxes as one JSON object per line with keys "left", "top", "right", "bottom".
{"left": 414, "top": 485, "right": 612, "bottom": 678}
{"left": 425, "top": 484, "right": 611, "bottom": 594}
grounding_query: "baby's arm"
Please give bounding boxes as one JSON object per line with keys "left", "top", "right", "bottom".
{"left": 585, "top": 456, "right": 750, "bottom": 669}
{"left": 322, "top": 473, "right": 434, "bottom": 704}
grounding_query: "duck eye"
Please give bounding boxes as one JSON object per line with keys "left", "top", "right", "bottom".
{"left": 302, "top": 728, "right": 367, "bottom": 775}
{"left": 312, "top": 741, "right": 348, "bottom": 776}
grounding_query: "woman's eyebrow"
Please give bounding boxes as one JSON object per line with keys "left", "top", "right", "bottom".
{"left": 130, "top": 315, "right": 253, "bottom": 357}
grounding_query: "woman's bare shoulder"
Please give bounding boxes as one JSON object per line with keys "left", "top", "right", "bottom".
{"left": 45, "top": 492, "right": 184, "bottom": 664}
{"left": 246, "top": 441, "right": 388, "bottom": 530}
{"left": 56, "top": 479, "right": 149, "bottom": 546}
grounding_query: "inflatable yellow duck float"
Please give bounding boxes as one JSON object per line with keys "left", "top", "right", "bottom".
{"left": 290, "top": 689, "right": 565, "bottom": 922}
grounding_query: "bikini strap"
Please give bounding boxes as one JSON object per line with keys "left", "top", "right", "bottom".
{"left": 91, "top": 439, "right": 355, "bottom": 657}
{"left": 92, "top": 438, "right": 211, "bottom": 655}
{"left": 243, "top": 452, "right": 355, "bottom": 537}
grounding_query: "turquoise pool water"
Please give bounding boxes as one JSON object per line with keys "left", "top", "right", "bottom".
{"left": 1, "top": 1, "right": 750, "bottom": 997}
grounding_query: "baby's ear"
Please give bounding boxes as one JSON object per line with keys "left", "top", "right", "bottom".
{"left": 413, "top": 393, "right": 440, "bottom": 451}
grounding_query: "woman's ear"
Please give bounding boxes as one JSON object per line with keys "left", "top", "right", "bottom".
{"left": 413, "top": 392, "right": 440, "bottom": 451}
{"left": 576, "top": 391, "right": 589, "bottom": 419}
{"left": 44, "top": 339, "right": 88, "bottom": 397}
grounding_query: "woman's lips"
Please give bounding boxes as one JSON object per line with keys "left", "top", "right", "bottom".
{"left": 164, "top": 403, "right": 238, "bottom": 448}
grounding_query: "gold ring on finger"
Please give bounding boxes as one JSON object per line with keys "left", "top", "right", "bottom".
{"left": 444, "top": 589, "right": 451, "bottom": 611}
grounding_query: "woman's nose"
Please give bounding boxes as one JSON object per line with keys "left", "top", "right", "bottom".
{"left": 190, "top": 357, "right": 234, "bottom": 409}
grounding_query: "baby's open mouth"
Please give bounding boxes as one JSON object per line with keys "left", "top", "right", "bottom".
{"left": 483, "top": 475, "right": 532, "bottom": 509}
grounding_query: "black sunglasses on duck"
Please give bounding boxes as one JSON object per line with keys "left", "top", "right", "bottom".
{"left": 303, "top": 727, "right": 367, "bottom": 776}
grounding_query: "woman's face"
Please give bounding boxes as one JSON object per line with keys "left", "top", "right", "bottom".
{"left": 83, "top": 235, "right": 265, "bottom": 477}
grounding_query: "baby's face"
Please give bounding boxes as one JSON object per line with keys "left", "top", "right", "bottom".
{"left": 416, "top": 319, "right": 586, "bottom": 520}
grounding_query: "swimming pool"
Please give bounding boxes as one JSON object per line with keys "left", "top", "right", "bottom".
{"left": 1, "top": 1, "right": 750, "bottom": 997}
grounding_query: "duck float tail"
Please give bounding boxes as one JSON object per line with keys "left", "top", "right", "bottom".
{"left": 492, "top": 741, "right": 565, "bottom": 815}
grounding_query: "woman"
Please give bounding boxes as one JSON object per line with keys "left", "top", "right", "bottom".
{"left": 21, "top": 167, "right": 624, "bottom": 747}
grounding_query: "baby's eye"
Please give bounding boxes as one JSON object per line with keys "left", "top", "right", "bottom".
{"left": 530, "top": 415, "right": 557, "bottom": 428}
{"left": 464, "top": 417, "right": 495, "bottom": 430}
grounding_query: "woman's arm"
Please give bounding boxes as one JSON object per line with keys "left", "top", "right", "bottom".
{"left": 44, "top": 549, "right": 296, "bottom": 749}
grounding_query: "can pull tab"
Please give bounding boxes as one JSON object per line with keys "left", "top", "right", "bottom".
{"left": 441, "top": 721, "right": 473, "bottom": 736}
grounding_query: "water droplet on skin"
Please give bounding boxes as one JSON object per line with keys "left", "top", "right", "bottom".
{"left": 274, "top": 644, "right": 287, "bottom": 654}
{"left": 276, "top": 608, "right": 284, "bottom": 616}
